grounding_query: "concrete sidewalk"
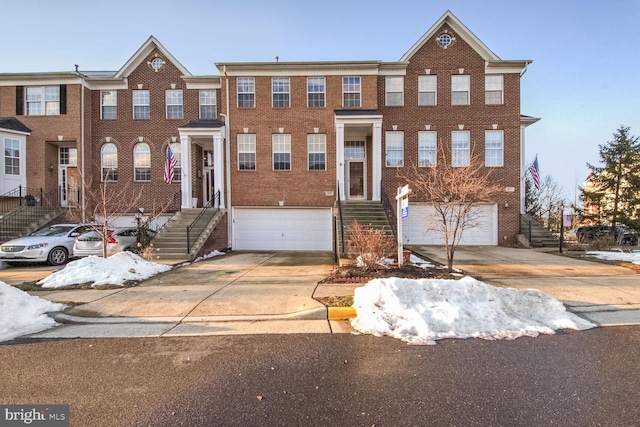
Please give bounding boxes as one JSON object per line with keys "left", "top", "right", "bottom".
{"left": 408, "top": 245, "right": 640, "bottom": 327}
{"left": 27, "top": 251, "right": 354, "bottom": 339}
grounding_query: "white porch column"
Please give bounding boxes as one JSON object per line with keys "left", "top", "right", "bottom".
{"left": 213, "top": 132, "right": 225, "bottom": 208}
{"left": 520, "top": 124, "right": 526, "bottom": 214}
{"left": 372, "top": 122, "right": 382, "bottom": 201}
{"left": 180, "top": 135, "right": 192, "bottom": 209}
{"left": 336, "top": 123, "right": 345, "bottom": 200}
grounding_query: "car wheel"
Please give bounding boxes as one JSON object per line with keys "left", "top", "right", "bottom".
{"left": 47, "top": 247, "right": 69, "bottom": 266}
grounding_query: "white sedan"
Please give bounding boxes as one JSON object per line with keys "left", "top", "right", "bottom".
{"left": 0, "top": 224, "right": 91, "bottom": 266}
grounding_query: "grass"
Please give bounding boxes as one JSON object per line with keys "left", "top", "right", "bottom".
{"left": 314, "top": 295, "right": 354, "bottom": 307}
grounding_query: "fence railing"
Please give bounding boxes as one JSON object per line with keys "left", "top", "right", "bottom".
{"left": 336, "top": 182, "right": 345, "bottom": 256}
{"left": 186, "top": 190, "right": 221, "bottom": 253}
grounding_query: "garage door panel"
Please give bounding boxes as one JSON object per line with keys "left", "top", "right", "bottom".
{"left": 402, "top": 204, "right": 497, "bottom": 246}
{"left": 234, "top": 208, "right": 332, "bottom": 250}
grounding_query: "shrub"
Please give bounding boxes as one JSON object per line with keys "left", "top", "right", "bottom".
{"left": 587, "top": 235, "right": 615, "bottom": 251}
{"left": 346, "top": 220, "right": 396, "bottom": 271}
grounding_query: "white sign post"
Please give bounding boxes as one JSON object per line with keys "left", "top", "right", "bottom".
{"left": 396, "top": 185, "right": 411, "bottom": 267}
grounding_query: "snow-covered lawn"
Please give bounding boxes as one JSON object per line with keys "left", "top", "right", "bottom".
{"left": 38, "top": 252, "right": 171, "bottom": 288}
{"left": 351, "top": 276, "right": 595, "bottom": 345}
{"left": 586, "top": 250, "right": 640, "bottom": 264}
{"left": 0, "top": 282, "right": 65, "bottom": 342}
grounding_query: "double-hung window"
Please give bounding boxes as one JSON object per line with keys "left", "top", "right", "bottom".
{"left": 166, "top": 90, "right": 183, "bottom": 119}
{"left": 272, "top": 134, "right": 291, "bottom": 171}
{"left": 385, "top": 77, "right": 404, "bottom": 106}
{"left": 134, "top": 143, "right": 151, "bottom": 181}
{"left": 451, "top": 75, "right": 470, "bottom": 105}
{"left": 133, "top": 90, "right": 150, "bottom": 119}
{"left": 307, "top": 77, "right": 325, "bottom": 107}
{"left": 385, "top": 131, "right": 404, "bottom": 167}
{"left": 26, "top": 86, "right": 60, "bottom": 115}
{"left": 237, "top": 77, "right": 255, "bottom": 108}
{"left": 485, "top": 75, "right": 503, "bottom": 105}
{"left": 238, "top": 134, "right": 256, "bottom": 170}
{"left": 4, "top": 139, "right": 20, "bottom": 175}
{"left": 418, "top": 131, "right": 437, "bottom": 167}
{"left": 418, "top": 75, "right": 437, "bottom": 106}
{"left": 451, "top": 131, "right": 470, "bottom": 167}
{"left": 272, "top": 77, "right": 290, "bottom": 108}
{"left": 101, "top": 91, "right": 117, "bottom": 119}
{"left": 101, "top": 143, "right": 118, "bottom": 181}
{"left": 199, "top": 90, "right": 216, "bottom": 119}
{"left": 307, "top": 134, "right": 326, "bottom": 170}
{"left": 342, "top": 76, "right": 361, "bottom": 107}
{"left": 485, "top": 130, "right": 504, "bottom": 167}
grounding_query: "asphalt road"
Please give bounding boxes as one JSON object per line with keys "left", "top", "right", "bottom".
{"left": 1, "top": 327, "right": 640, "bottom": 426}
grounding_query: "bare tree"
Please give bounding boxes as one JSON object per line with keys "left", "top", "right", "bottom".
{"left": 67, "top": 168, "right": 172, "bottom": 258}
{"left": 398, "top": 142, "right": 503, "bottom": 272}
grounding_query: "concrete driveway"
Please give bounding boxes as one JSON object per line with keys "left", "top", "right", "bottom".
{"left": 409, "top": 245, "right": 640, "bottom": 326}
{"left": 27, "top": 251, "right": 349, "bottom": 339}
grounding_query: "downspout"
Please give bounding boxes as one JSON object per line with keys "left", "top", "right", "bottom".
{"left": 76, "top": 66, "right": 86, "bottom": 223}
{"left": 224, "top": 65, "right": 232, "bottom": 248}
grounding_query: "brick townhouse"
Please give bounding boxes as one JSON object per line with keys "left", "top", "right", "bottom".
{"left": 0, "top": 11, "right": 538, "bottom": 256}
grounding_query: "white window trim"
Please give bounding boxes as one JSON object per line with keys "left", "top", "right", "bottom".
{"left": 237, "top": 134, "right": 256, "bottom": 171}
{"left": 100, "top": 91, "right": 117, "bottom": 120}
{"left": 418, "top": 75, "right": 437, "bottom": 106}
{"left": 342, "top": 76, "right": 361, "bottom": 108}
{"left": 166, "top": 90, "right": 184, "bottom": 120}
{"left": 307, "top": 134, "right": 326, "bottom": 171}
{"left": 199, "top": 90, "right": 217, "bottom": 119}
{"left": 485, "top": 75, "right": 504, "bottom": 105}
{"left": 272, "top": 77, "right": 290, "bottom": 108}
{"left": 101, "top": 143, "right": 118, "bottom": 181}
{"left": 307, "top": 77, "right": 326, "bottom": 108}
{"left": 385, "top": 76, "right": 404, "bottom": 106}
{"left": 418, "top": 131, "right": 437, "bottom": 167}
{"left": 237, "top": 77, "right": 255, "bottom": 108}
{"left": 451, "top": 131, "right": 470, "bottom": 167}
{"left": 272, "top": 134, "right": 291, "bottom": 171}
{"left": 485, "top": 130, "right": 504, "bottom": 167}
{"left": 4, "top": 138, "right": 20, "bottom": 175}
{"left": 451, "top": 75, "right": 470, "bottom": 105}
{"left": 133, "top": 90, "right": 150, "bottom": 120}
{"left": 385, "top": 131, "right": 404, "bottom": 167}
{"left": 133, "top": 143, "right": 151, "bottom": 182}
{"left": 25, "top": 86, "right": 60, "bottom": 116}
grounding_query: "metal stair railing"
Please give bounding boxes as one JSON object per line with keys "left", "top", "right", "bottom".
{"left": 0, "top": 187, "right": 66, "bottom": 241}
{"left": 186, "top": 190, "right": 221, "bottom": 253}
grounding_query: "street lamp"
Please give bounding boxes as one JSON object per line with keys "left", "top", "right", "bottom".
{"left": 134, "top": 208, "right": 144, "bottom": 248}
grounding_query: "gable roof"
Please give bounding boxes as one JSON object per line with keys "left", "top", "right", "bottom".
{"left": 0, "top": 117, "right": 31, "bottom": 134}
{"left": 400, "top": 10, "right": 500, "bottom": 62}
{"left": 114, "top": 36, "right": 191, "bottom": 78}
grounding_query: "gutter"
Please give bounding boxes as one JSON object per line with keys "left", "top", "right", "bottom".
{"left": 76, "top": 65, "right": 87, "bottom": 223}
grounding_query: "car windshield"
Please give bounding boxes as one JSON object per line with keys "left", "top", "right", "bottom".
{"left": 30, "top": 225, "right": 75, "bottom": 237}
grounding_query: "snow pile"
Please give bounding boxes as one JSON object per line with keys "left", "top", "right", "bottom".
{"left": 0, "top": 282, "right": 65, "bottom": 342}
{"left": 38, "top": 252, "right": 171, "bottom": 288}
{"left": 410, "top": 254, "right": 434, "bottom": 269}
{"left": 587, "top": 250, "right": 640, "bottom": 264}
{"left": 351, "top": 276, "right": 595, "bottom": 345}
{"left": 176, "top": 250, "right": 225, "bottom": 267}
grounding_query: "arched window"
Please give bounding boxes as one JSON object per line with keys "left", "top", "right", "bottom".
{"left": 169, "top": 142, "right": 181, "bottom": 182}
{"left": 134, "top": 143, "right": 151, "bottom": 181}
{"left": 101, "top": 143, "right": 118, "bottom": 181}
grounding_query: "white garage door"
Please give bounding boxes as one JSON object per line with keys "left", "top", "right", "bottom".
{"left": 233, "top": 208, "right": 332, "bottom": 250}
{"left": 402, "top": 203, "right": 498, "bottom": 246}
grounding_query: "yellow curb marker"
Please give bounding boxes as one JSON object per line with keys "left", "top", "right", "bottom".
{"left": 328, "top": 307, "right": 357, "bottom": 320}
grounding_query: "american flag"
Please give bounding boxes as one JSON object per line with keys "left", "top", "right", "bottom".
{"left": 528, "top": 155, "right": 540, "bottom": 191}
{"left": 164, "top": 145, "right": 178, "bottom": 184}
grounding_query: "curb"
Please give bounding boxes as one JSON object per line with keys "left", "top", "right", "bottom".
{"left": 327, "top": 306, "right": 357, "bottom": 320}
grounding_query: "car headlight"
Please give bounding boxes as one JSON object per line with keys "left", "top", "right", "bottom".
{"left": 27, "top": 243, "right": 49, "bottom": 250}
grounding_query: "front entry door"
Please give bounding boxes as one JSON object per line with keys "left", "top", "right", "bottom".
{"left": 347, "top": 161, "right": 365, "bottom": 199}
{"left": 203, "top": 167, "right": 214, "bottom": 206}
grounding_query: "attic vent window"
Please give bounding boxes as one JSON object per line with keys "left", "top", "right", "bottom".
{"left": 437, "top": 34, "right": 452, "bottom": 48}
{"left": 151, "top": 58, "right": 164, "bottom": 71}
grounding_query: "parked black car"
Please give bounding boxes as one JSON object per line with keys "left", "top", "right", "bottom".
{"left": 576, "top": 225, "right": 638, "bottom": 245}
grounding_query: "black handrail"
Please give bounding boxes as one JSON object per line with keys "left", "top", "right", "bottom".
{"left": 0, "top": 186, "right": 45, "bottom": 213}
{"left": 380, "top": 181, "right": 398, "bottom": 239}
{"left": 0, "top": 187, "right": 66, "bottom": 242}
{"left": 336, "top": 182, "right": 345, "bottom": 255}
{"left": 186, "top": 190, "right": 221, "bottom": 253}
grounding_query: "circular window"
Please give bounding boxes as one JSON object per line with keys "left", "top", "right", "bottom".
{"left": 151, "top": 58, "right": 164, "bottom": 71}
{"left": 437, "top": 34, "right": 452, "bottom": 48}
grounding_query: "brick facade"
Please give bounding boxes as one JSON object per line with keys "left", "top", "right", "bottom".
{"left": 0, "top": 12, "right": 536, "bottom": 247}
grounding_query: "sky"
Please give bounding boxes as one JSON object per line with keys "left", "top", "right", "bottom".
{"left": 2, "top": 0, "right": 639, "bottom": 202}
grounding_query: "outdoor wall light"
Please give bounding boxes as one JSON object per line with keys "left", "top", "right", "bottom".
{"left": 49, "top": 163, "right": 54, "bottom": 173}
{"left": 503, "top": 201, "right": 509, "bottom": 209}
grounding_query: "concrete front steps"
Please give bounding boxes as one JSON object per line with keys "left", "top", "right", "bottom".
{"left": 519, "top": 213, "right": 559, "bottom": 248}
{"left": 152, "top": 208, "right": 224, "bottom": 262}
{"left": 337, "top": 200, "right": 394, "bottom": 256}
